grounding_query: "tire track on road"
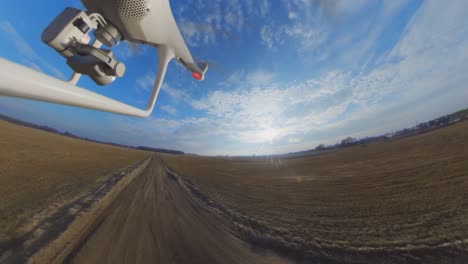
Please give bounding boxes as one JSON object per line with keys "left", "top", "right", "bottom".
{"left": 68, "top": 156, "right": 287, "bottom": 264}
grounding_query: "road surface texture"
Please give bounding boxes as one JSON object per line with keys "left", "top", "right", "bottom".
{"left": 68, "top": 157, "right": 287, "bottom": 264}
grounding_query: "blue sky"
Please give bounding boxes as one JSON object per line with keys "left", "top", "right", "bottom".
{"left": 1, "top": 0, "right": 468, "bottom": 155}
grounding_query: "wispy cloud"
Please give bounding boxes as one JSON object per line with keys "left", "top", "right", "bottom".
{"left": 191, "top": 71, "right": 352, "bottom": 144}
{"left": 260, "top": 25, "right": 275, "bottom": 50}
{"left": 114, "top": 41, "right": 150, "bottom": 60}
{"left": 160, "top": 105, "right": 177, "bottom": 116}
{"left": 115, "top": 0, "right": 468, "bottom": 155}
{"left": 179, "top": 21, "right": 217, "bottom": 46}
{"left": 258, "top": 1, "right": 333, "bottom": 54}
{"left": 136, "top": 72, "right": 154, "bottom": 92}
{"left": 161, "top": 83, "right": 193, "bottom": 103}
{"left": 176, "top": 0, "right": 270, "bottom": 47}
{"left": 0, "top": 22, "right": 36, "bottom": 58}
{"left": 0, "top": 20, "right": 65, "bottom": 79}
{"left": 4, "top": 0, "right": 467, "bottom": 156}
{"left": 246, "top": 70, "right": 274, "bottom": 85}
{"left": 260, "top": 0, "right": 409, "bottom": 64}
{"left": 260, "top": 29, "right": 282, "bottom": 51}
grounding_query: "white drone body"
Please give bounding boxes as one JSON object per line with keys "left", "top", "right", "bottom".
{"left": 0, "top": 0, "right": 208, "bottom": 117}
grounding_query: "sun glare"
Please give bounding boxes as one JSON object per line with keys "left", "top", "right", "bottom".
{"left": 260, "top": 128, "right": 278, "bottom": 143}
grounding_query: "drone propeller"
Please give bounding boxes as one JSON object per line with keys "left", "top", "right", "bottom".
{"left": 197, "top": 59, "right": 228, "bottom": 79}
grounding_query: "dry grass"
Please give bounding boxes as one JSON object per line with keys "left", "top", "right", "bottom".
{"left": 28, "top": 158, "right": 151, "bottom": 264}
{"left": 0, "top": 121, "right": 148, "bottom": 248}
{"left": 161, "top": 121, "right": 468, "bottom": 262}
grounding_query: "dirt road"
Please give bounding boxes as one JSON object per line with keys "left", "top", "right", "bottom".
{"left": 68, "top": 157, "right": 286, "bottom": 264}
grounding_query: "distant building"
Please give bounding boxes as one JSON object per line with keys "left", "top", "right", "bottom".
{"left": 341, "top": 137, "right": 357, "bottom": 146}
{"left": 315, "top": 144, "right": 326, "bottom": 151}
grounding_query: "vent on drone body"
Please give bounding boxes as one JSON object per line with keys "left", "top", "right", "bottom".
{"left": 118, "top": 0, "right": 150, "bottom": 23}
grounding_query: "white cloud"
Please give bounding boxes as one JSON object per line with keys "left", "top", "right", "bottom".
{"left": 179, "top": 21, "right": 216, "bottom": 46}
{"left": 122, "top": 0, "right": 468, "bottom": 155}
{"left": 268, "top": 0, "right": 409, "bottom": 64}
{"left": 0, "top": 22, "right": 37, "bottom": 58}
{"left": 136, "top": 72, "right": 154, "bottom": 92}
{"left": 259, "top": 23, "right": 287, "bottom": 50}
{"left": 161, "top": 83, "right": 193, "bottom": 103}
{"left": 160, "top": 105, "right": 177, "bottom": 115}
{"left": 259, "top": 0, "right": 334, "bottom": 55}
{"left": 335, "top": 0, "right": 412, "bottom": 69}
{"left": 246, "top": 70, "right": 274, "bottom": 85}
{"left": 176, "top": 0, "right": 271, "bottom": 47}
{"left": 333, "top": 0, "right": 371, "bottom": 17}
{"left": 114, "top": 41, "right": 150, "bottom": 59}
{"left": 0, "top": 21, "right": 65, "bottom": 79}
{"left": 217, "top": 69, "right": 249, "bottom": 87}
{"left": 260, "top": 25, "right": 274, "bottom": 49}
{"left": 217, "top": 68, "right": 275, "bottom": 88}
{"left": 380, "top": 0, "right": 407, "bottom": 19}
{"left": 14, "top": 0, "right": 463, "bottom": 156}
{"left": 258, "top": 0, "right": 270, "bottom": 17}
{"left": 284, "top": 22, "right": 329, "bottom": 51}
{"left": 190, "top": 71, "right": 352, "bottom": 146}
{"left": 288, "top": 137, "right": 301, "bottom": 144}
{"left": 390, "top": 0, "right": 468, "bottom": 59}
{"left": 226, "top": 70, "right": 244, "bottom": 84}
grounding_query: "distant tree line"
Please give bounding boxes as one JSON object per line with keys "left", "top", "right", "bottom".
{"left": 0, "top": 114, "right": 184, "bottom": 155}
{"left": 291, "top": 107, "right": 468, "bottom": 156}
{"left": 136, "top": 146, "right": 184, "bottom": 155}
{"left": 2, "top": 106, "right": 468, "bottom": 157}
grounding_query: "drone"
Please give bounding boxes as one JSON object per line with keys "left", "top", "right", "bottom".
{"left": 0, "top": 0, "right": 208, "bottom": 117}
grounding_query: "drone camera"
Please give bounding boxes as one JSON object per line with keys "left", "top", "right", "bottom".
{"left": 42, "top": 8, "right": 97, "bottom": 58}
{"left": 26, "top": 0, "right": 209, "bottom": 116}
{"left": 42, "top": 7, "right": 126, "bottom": 86}
{"left": 67, "top": 45, "right": 125, "bottom": 85}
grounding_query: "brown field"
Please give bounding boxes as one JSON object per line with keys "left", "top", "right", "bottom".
{"left": 0, "top": 120, "right": 148, "bottom": 252}
{"left": 2, "top": 119, "right": 468, "bottom": 263}
{"left": 161, "top": 121, "right": 468, "bottom": 263}
{"left": 68, "top": 157, "right": 286, "bottom": 264}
